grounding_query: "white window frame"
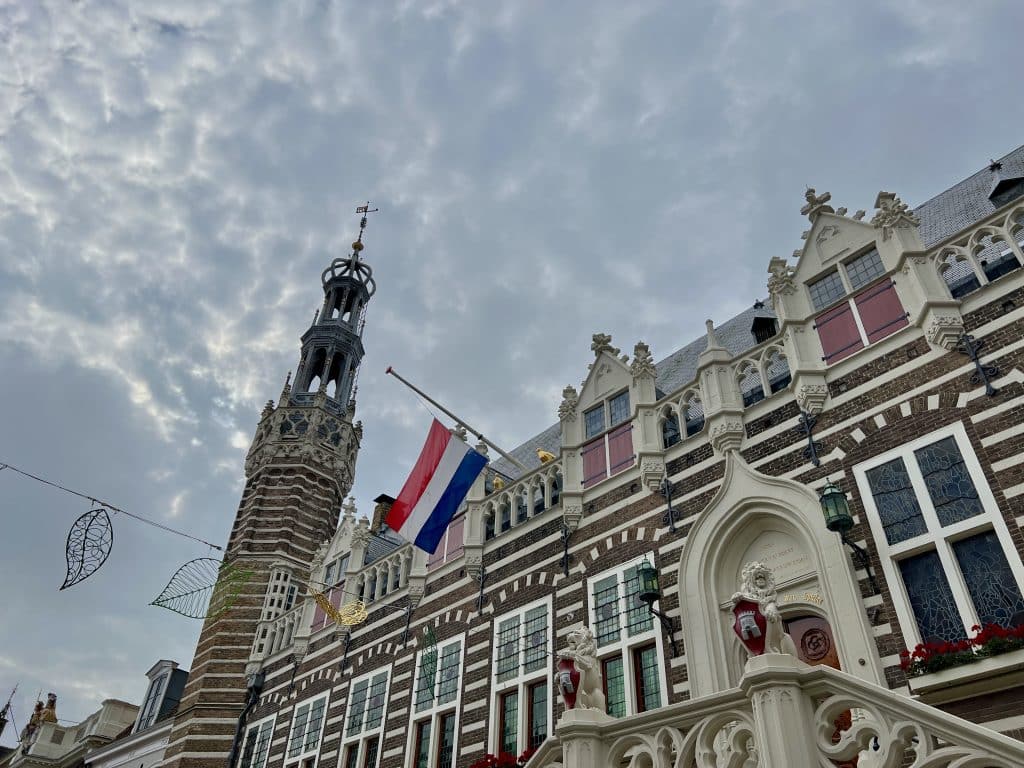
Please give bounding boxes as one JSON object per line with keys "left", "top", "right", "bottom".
{"left": 489, "top": 596, "right": 553, "bottom": 756}
{"left": 285, "top": 691, "right": 330, "bottom": 768}
{"left": 853, "top": 421, "right": 1024, "bottom": 646}
{"left": 240, "top": 714, "right": 276, "bottom": 768}
{"left": 405, "top": 633, "right": 465, "bottom": 768}
{"left": 339, "top": 666, "right": 392, "bottom": 768}
{"left": 583, "top": 389, "right": 631, "bottom": 440}
{"left": 586, "top": 556, "right": 668, "bottom": 717}
{"left": 136, "top": 672, "right": 167, "bottom": 731}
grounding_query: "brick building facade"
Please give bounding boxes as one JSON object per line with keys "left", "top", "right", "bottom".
{"left": 167, "top": 146, "right": 1024, "bottom": 768}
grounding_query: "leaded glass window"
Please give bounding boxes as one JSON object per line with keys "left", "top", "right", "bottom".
{"left": 953, "top": 531, "right": 1024, "bottom": 627}
{"left": 593, "top": 575, "right": 620, "bottom": 646}
{"left": 899, "top": 551, "right": 966, "bottom": 642}
{"left": 500, "top": 692, "right": 518, "bottom": 753}
{"left": 608, "top": 391, "right": 630, "bottom": 426}
{"left": 528, "top": 682, "right": 547, "bottom": 749}
{"left": 437, "top": 713, "right": 456, "bottom": 768}
{"left": 496, "top": 617, "right": 520, "bottom": 682}
{"left": 437, "top": 643, "right": 461, "bottom": 705}
{"left": 857, "top": 425, "right": 1024, "bottom": 648}
{"left": 523, "top": 606, "right": 548, "bottom": 672}
{"left": 865, "top": 457, "right": 927, "bottom": 545}
{"left": 584, "top": 406, "right": 605, "bottom": 439}
{"left": 634, "top": 644, "right": 662, "bottom": 712}
{"left": 845, "top": 248, "right": 885, "bottom": 290}
{"left": 415, "top": 648, "right": 437, "bottom": 712}
{"left": 914, "top": 436, "right": 984, "bottom": 527}
{"left": 624, "top": 565, "right": 654, "bottom": 636}
{"left": 603, "top": 657, "right": 625, "bottom": 717}
{"left": 240, "top": 719, "right": 274, "bottom": 768}
{"left": 346, "top": 680, "right": 368, "bottom": 736}
{"left": 288, "top": 695, "right": 328, "bottom": 760}
{"left": 364, "top": 673, "right": 387, "bottom": 729}
{"left": 808, "top": 270, "right": 846, "bottom": 311}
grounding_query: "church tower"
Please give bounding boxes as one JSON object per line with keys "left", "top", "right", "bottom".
{"left": 161, "top": 210, "right": 378, "bottom": 768}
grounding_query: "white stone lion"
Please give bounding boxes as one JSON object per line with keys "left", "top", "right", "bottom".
{"left": 730, "top": 561, "right": 798, "bottom": 657}
{"left": 556, "top": 626, "right": 606, "bottom": 712}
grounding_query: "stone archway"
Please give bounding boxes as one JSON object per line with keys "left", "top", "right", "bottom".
{"left": 678, "top": 451, "right": 884, "bottom": 697}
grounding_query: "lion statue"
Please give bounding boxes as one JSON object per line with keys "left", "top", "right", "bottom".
{"left": 555, "top": 626, "right": 606, "bottom": 712}
{"left": 730, "top": 561, "right": 798, "bottom": 656}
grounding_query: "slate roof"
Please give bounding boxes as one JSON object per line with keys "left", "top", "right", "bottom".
{"left": 490, "top": 143, "right": 1024, "bottom": 482}
{"left": 363, "top": 524, "right": 407, "bottom": 566}
{"left": 915, "top": 143, "right": 1024, "bottom": 247}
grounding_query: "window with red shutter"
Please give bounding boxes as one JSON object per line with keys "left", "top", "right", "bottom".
{"left": 582, "top": 437, "right": 608, "bottom": 488}
{"left": 445, "top": 516, "right": 464, "bottom": 559}
{"left": 815, "top": 301, "right": 864, "bottom": 363}
{"left": 853, "top": 280, "right": 908, "bottom": 344}
{"left": 607, "top": 423, "right": 635, "bottom": 476}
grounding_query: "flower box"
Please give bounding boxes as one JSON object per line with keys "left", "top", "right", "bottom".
{"left": 910, "top": 647, "right": 1024, "bottom": 704}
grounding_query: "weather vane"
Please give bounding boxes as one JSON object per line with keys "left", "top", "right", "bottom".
{"left": 352, "top": 202, "right": 379, "bottom": 255}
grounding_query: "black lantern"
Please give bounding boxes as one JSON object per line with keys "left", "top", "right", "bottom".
{"left": 637, "top": 559, "right": 661, "bottom": 605}
{"left": 818, "top": 481, "right": 880, "bottom": 596}
{"left": 819, "top": 481, "right": 854, "bottom": 533}
{"left": 633, "top": 558, "right": 678, "bottom": 657}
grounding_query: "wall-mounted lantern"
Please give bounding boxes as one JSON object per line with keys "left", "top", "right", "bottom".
{"left": 818, "top": 482, "right": 879, "bottom": 595}
{"left": 635, "top": 558, "right": 679, "bottom": 657}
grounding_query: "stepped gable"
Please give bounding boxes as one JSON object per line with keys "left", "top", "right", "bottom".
{"left": 914, "top": 141, "right": 1024, "bottom": 246}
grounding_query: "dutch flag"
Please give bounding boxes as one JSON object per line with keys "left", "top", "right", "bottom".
{"left": 385, "top": 418, "right": 488, "bottom": 554}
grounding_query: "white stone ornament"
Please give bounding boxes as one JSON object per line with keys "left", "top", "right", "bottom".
{"left": 555, "top": 625, "right": 606, "bottom": 712}
{"left": 730, "top": 561, "right": 798, "bottom": 657}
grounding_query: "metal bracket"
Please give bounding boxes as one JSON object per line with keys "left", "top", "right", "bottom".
{"left": 658, "top": 477, "right": 677, "bottom": 533}
{"left": 841, "top": 532, "right": 881, "bottom": 596}
{"left": 648, "top": 606, "right": 679, "bottom": 657}
{"left": 957, "top": 333, "right": 1000, "bottom": 397}
{"left": 401, "top": 606, "right": 413, "bottom": 651}
{"left": 339, "top": 630, "right": 353, "bottom": 671}
{"left": 793, "top": 410, "right": 822, "bottom": 467}
{"left": 476, "top": 566, "right": 488, "bottom": 612}
{"left": 560, "top": 525, "right": 572, "bottom": 577}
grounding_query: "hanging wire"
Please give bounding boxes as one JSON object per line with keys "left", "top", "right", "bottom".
{"left": 0, "top": 461, "right": 223, "bottom": 551}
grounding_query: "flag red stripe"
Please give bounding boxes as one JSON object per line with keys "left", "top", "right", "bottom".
{"left": 385, "top": 419, "right": 450, "bottom": 531}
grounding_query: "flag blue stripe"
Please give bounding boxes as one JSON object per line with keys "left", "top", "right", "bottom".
{"left": 414, "top": 447, "right": 487, "bottom": 554}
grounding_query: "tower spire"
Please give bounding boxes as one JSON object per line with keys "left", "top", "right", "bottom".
{"left": 290, "top": 203, "right": 381, "bottom": 411}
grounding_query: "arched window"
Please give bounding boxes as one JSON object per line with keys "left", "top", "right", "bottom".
{"left": 937, "top": 250, "right": 981, "bottom": 298}
{"left": 683, "top": 394, "right": 705, "bottom": 436}
{"left": 738, "top": 363, "right": 765, "bottom": 407}
{"left": 661, "top": 407, "right": 681, "bottom": 449}
{"left": 763, "top": 349, "right": 791, "bottom": 393}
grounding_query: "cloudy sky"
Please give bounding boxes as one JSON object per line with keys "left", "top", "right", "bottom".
{"left": 1, "top": 0, "right": 1023, "bottom": 741}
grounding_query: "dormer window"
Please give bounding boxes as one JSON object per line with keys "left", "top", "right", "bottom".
{"left": 808, "top": 247, "right": 909, "bottom": 364}
{"left": 581, "top": 390, "right": 634, "bottom": 488}
{"left": 137, "top": 674, "right": 167, "bottom": 731}
{"left": 844, "top": 248, "right": 885, "bottom": 290}
{"left": 584, "top": 391, "right": 630, "bottom": 439}
{"left": 808, "top": 270, "right": 846, "bottom": 311}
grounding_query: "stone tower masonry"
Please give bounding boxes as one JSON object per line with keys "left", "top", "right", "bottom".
{"left": 161, "top": 226, "right": 378, "bottom": 768}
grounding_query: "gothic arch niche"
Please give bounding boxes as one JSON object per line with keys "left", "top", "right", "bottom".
{"left": 678, "top": 453, "right": 884, "bottom": 697}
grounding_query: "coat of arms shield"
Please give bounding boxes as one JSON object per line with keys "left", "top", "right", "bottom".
{"left": 732, "top": 599, "right": 768, "bottom": 656}
{"left": 556, "top": 657, "right": 580, "bottom": 709}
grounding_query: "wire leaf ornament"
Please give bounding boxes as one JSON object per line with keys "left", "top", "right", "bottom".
{"left": 61, "top": 507, "right": 114, "bottom": 590}
{"left": 151, "top": 558, "right": 252, "bottom": 619}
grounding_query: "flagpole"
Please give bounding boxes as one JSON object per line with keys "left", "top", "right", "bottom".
{"left": 385, "top": 366, "right": 529, "bottom": 472}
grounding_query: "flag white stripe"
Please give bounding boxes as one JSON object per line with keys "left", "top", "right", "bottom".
{"left": 403, "top": 437, "right": 468, "bottom": 538}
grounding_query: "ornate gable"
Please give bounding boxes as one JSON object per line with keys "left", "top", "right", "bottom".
{"left": 576, "top": 333, "right": 632, "bottom": 413}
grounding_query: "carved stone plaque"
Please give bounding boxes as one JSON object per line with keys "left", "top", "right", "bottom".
{"left": 740, "top": 531, "right": 814, "bottom": 586}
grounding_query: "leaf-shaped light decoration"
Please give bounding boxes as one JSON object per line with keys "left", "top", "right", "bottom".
{"left": 151, "top": 558, "right": 252, "bottom": 619}
{"left": 61, "top": 507, "right": 114, "bottom": 589}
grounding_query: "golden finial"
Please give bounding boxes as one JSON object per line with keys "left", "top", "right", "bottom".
{"left": 492, "top": 474, "right": 506, "bottom": 491}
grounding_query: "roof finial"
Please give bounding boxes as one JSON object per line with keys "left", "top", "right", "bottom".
{"left": 989, "top": 159, "right": 1003, "bottom": 172}
{"left": 352, "top": 202, "right": 379, "bottom": 257}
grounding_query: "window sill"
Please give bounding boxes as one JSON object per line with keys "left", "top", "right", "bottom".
{"left": 909, "top": 647, "right": 1024, "bottom": 705}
